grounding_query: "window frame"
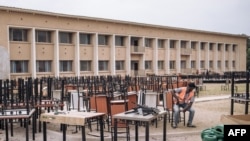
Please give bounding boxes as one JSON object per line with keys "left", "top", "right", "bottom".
{"left": 9, "top": 28, "right": 28, "bottom": 42}
{"left": 80, "top": 60, "right": 92, "bottom": 71}
{"left": 59, "top": 60, "right": 73, "bottom": 72}
{"left": 10, "top": 60, "right": 29, "bottom": 73}
{"left": 80, "top": 33, "right": 91, "bottom": 45}
{"left": 59, "top": 32, "right": 72, "bottom": 44}
{"left": 36, "top": 60, "right": 52, "bottom": 72}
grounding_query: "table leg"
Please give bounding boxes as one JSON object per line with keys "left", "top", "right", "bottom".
{"left": 145, "top": 122, "right": 149, "bottom": 141}
{"left": 135, "top": 121, "right": 139, "bottom": 141}
{"left": 114, "top": 118, "right": 118, "bottom": 141}
{"left": 25, "top": 119, "right": 29, "bottom": 141}
{"left": 33, "top": 114, "right": 36, "bottom": 140}
{"left": 81, "top": 126, "right": 85, "bottom": 141}
{"left": 5, "top": 119, "right": 9, "bottom": 141}
{"left": 163, "top": 114, "right": 167, "bottom": 141}
{"left": 99, "top": 116, "right": 104, "bottom": 141}
{"left": 43, "top": 122, "right": 47, "bottom": 141}
{"left": 10, "top": 119, "right": 13, "bottom": 137}
{"left": 62, "top": 124, "right": 66, "bottom": 141}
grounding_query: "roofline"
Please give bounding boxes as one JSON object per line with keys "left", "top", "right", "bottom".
{"left": 0, "top": 6, "right": 249, "bottom": 39}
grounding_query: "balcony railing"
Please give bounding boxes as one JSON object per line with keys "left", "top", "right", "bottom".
{"left": 180, "top": 68, "right": 192, "bottom": 74}
{"left": 181, "top": 48, "right": 192, "bottom": 55}
{"left": 130, "top": 70, "right": 146, "bottom": 77}
{"left": 131, "top": 46, "right": 145, "bottom": 54}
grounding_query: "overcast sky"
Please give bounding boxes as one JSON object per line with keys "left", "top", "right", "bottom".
{"left": 1, "top": 0, "right": 249, "bottom": 35}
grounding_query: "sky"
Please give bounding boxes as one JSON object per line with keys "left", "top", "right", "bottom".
{"left": 0, "top": 0, "right": 250, "bottom": 36}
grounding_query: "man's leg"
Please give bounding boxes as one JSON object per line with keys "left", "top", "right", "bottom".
{"left": 187, "top": 107, "right": 196, "bottom": 127}
{"left": 173, "top": 104, "right": 180, "bottom": 128}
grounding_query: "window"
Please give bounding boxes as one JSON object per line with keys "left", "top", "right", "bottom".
{"left": 191, "top": 61, "right": 196, "bottom": 68}
{"left": 115, "top": 36, "right": 124, "bottom": 46}
{"left": 80, "top": 61, "right": 91, "bottom": 71}
{"left": 10, "top": 60, "right": 28, "bottom": 73}
{"left": 218, "top": 44, "right": 222, "bottom": 51}
{"left": 225, "top": 60, "right": 229, "bottom": 68}
{"left": 36, "top": 30, "right": 51, "bottom": 43}
{"left": 59, "top": 32, "right": 72, "bottom": 43}
{"left": 217, "top": 61, "right": 221, "bottom": 68}
{"left": 200, "top": 42, "right": 205, "bottom": 50}
{"left": 170, "top": 61, "right": 175, "bottom": 69}
{"left": 200, "top": 60, "right": 205, "bottom": 68}
{"left": 191, "top": 42, "right": 196, "bottom": 49}
{"left": 170, "top": 40, "right": 175, "bottom": 48}
{"left": 145, "top": 38, "right": 152, "bottom": 47}
{"left": 36, "top": 61, "right": 52, "bottom": 72}
{"left": 115, "top": 61, "right": 124, "bottom": 70}
{"left": 99, "top": 61, "right": 109, "bottom": 71}
{"left": 209, "top": 60, "right": 213, "bottom": 69}
{"left": 232, "top": 60, "right": 235, "bottom": 68}
{"left": 158, "top": 39, "right": 164, "bottom": 48}
{"left": 145, "top": 61, "right": 152, "bottom": 70}
{"left": 181, "top": 41, "right": 186, "bottom": 48}
{"left": 9, "top": 28, "right": 28, "bottom": 41}
{"left": 233, "top": 45, "right": 236, "bottom": 52}
{"left": 225, "top": 44, "right": 229, "bottom": 51}
{"left": 158, "top": 61, "right": 164, "bottom": 69}
{"left": 60, "top": 60, "right": 72, "bottom": 72}
{"left": 181, "top": 60, "right": 186, "bottom": 69}
{"left": 98, "top": 35, "right": 108, "bottom": 45}
{"left": 209, "top": 43, "right": 213, "bottom": 51}
{"left": 80, "top": 33, "right": 91, "bottom": 44}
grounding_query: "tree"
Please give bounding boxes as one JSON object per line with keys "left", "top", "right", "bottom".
{"left": 247, "top": 38, "right": 250, "bottom": 71}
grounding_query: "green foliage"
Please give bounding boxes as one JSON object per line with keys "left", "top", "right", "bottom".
{"left": 247, "top": 38, "right": 250, "bottom": 70}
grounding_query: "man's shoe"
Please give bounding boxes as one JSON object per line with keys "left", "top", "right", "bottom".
{"left": 187, "top": 124, "right": 196, "bottom": 128}
{"left": 172, "top": 124, "right": 177, "bottom": 129}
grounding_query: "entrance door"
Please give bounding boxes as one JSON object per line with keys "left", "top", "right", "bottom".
{"left": 131, "top": 61, "right": 139, "bottom": 76}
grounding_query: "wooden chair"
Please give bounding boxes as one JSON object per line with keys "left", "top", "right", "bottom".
{"left": 110, "top": 100, "right": 130, "bottom": 141}
{"left": 163, "top": 90, "right": 186, "bottom": 127}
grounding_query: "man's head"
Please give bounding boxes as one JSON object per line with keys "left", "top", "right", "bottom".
{"left": 187, "top": 82, "right": 196, "bottom": 91}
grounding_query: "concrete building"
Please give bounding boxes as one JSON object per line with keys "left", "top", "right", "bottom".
{"left": 0, "top": 6, "right": 248, "bottom": 79}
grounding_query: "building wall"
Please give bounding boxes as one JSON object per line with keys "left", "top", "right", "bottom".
{"left": 0, "top": 7, "right": 247, "bottom": 79}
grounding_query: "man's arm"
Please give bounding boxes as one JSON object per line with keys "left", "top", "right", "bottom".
{"left": 182, "top": 102, "right": 193, "bottom": 112}
{"left": 171, "top": 89, "right": 179, "bottom": 104}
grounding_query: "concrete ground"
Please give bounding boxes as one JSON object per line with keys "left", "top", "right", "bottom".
{"left": 1, "top": 94, "right": 242, "bottom": 141}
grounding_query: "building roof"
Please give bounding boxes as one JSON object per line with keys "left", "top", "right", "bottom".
{"left": 0, "top": 6, "right": 248, "bottom": 39}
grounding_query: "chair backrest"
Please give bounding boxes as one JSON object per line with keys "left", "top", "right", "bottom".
{"left": 163, "top": 90, "right": 173, "bottom": 111}
{"left": 144, "top": 91, "right": 158, "bottom": 108}
{"left": 110, "top": 100, "right": 127, "bottom": 126}
{"left": 137, "top": 90, "right": 158, "bottom": 108}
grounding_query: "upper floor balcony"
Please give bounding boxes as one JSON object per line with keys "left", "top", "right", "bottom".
{"left": 131, "top": 46, "right": 145, "bottom": 54}
{"left": 181, "top": 48, "right": 192, "bottom": 55}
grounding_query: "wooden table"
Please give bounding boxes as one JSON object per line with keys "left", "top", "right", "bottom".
{"left": 40, "top": 111, "right": 106, "bottom": 141}
{"left": 113, "top": 110, "right": 167, "bottom": 141}
{"left": 0, "top": 108, "right": 36, "bottom": 141}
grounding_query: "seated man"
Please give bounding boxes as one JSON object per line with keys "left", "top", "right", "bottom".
{"left": 171, "top": 82, "right": 197, "bottom": 128}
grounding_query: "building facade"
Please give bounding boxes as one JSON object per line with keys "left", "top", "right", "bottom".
{"left": 0, "top": 6, "right": 248, "bottom": 79}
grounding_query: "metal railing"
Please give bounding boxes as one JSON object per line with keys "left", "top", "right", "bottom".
{"left": 131, "top": 46, "right": 145, "bottom": 54}
{"left": 181, "top": 48, "right": 192, "bottom": 55}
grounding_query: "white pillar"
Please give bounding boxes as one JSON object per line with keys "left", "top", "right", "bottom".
{"left": 153, "top": 38, "right": 158, "bottom": 75}
{"left": 197, "top": 42, "right": 201, "bottom": 73}
{"left": 222, "top": 44, "right": 225, "bottom": 72}
{"left": 126, "top": 36, "right": 131, "bottom": 75}
{"left": 93, "top": 33, "right": 99, "bottom": 75}
{"left": 31, "top": 28, "right": 36, "bottom": 78}
{"left": 214, "top": 43, "right": 218, "bottom": 73}
{"left": 111, "top": 35, "right": 115, "bottom": 75}
{"left": 75, "top": 32, "right": 80, "bottom": 77}
{"left": 206, "top": 42, "right": 209, "bottom": 70}
{"left": 165, "top": 39, "right": 170, "bottom": 74}
{"left": 176, "top": 40, "right": 181, "bottom": 74}
{"left": 54, "top": 30, "right": 59, "bottom": 77}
